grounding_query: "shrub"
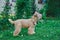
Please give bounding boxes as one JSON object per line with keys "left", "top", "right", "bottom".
{"left": 46, "top": 0, "right": 60, "bottom": 17}
{"left": 16, "top": 0, "right": 35, "bottom": 19}
{"left": 39, "top": 4, "right": 48, "bottom": 19}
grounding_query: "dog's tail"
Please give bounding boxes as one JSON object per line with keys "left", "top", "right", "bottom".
{"left": 8, "top": 19, "right": 14, "bottom": 24}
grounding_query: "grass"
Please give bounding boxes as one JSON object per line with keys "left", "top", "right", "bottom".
{"left": 0, "top": 19, "right": 60, "bottom": 40}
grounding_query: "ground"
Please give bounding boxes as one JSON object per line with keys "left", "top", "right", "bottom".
{"left": 0, "top": 19, "right": 60, "bottom": 40}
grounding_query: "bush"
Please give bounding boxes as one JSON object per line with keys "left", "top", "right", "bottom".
{"left": 0, "top": 0, "right": 13, "bottom": 30}
{"left": 39, "top": 4, "right": 48, "bottom": 19}
{"left": 46, "top": 0, "right": 60, "bottom": 17}
{"left": 16, "top": 0, "right": 35, "bottom": 19}
{"left": 0, "top": 0, "right": 36, "bottom": 30}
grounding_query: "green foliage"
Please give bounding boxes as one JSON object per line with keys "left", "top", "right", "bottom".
{"left": 39, "top": 0, "right": 60, "bottom": 18}
{"left": 47, "top": 0, "right": 60, "bottom": 17}
{"left": 0, "top": 0, "right": 60, "bottom": 39}
{"left": 0, "top": 0, "right": 36, "bottom": 30}
{"left": 0, "top": 14, "right": 9, "bottom": 30}
{"left": 16, "top": 0, "right": 35, "bottom": 19}
{"left": 0, "top": 0, "right": 11, "bottom": 30}
{"left": 0, "top": 13, "right": 15, "bottom": 30}
{"left": 39, "top": 4, "right": 48, "bottom": 19}
{"left": 3, "top": 0, "right": 10, "bottom": 15}
{"left": 0, "top": 20, "right": 60, "bottom": 40}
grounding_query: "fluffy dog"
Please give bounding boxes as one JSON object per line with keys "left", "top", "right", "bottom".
{"left": 8, "top": 11, "right": 42, "bottom": 36}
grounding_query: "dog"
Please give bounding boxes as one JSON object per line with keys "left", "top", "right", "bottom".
{"left": 8, "top": 11, "right": 42, "bottom": 36}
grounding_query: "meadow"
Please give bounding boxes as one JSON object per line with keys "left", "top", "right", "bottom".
{"left": 0, "top": 18, "right": 60, "bottom": 40}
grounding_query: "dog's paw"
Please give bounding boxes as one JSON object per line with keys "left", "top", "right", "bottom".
{"left": 28, "top": 31, "right": 35, "bottom": 35}
{"left": 13, "top": 33, "right": 19, "bottom": 36}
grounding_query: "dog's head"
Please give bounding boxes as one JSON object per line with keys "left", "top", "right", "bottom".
{"left": 33, "top": 11, "right": 42, "bottom": 20}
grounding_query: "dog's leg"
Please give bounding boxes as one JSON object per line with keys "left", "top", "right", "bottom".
{"left": 28, "top": 25, "right": 35, "bottom": 35}
{"left": 13, "top": 24, "right": 22, "bottom": 36}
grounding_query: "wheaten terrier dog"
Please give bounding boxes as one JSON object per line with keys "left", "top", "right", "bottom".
{"left": 8, "top": 11, "right": 42, "bottom": 36}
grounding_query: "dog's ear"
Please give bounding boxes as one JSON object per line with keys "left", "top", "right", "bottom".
{"left": 33, "top": 12, "right": 38, "bottom": 17}
{"left": 34, "top": 14, "right": 37, "bottom": 17}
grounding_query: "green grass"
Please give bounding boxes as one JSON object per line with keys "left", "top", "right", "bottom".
{"left": 0, "top": 19, "right": 60, "bottom": 40}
